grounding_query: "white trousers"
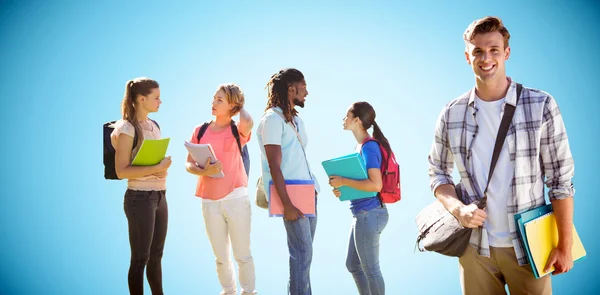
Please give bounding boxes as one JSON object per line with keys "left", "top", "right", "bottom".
{"left": 202, "top": 188, "right": 256, "bottom": 295}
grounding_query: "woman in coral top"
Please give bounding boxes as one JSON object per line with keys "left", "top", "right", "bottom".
{"left": 185, "top": 83, "right": 256, "bottom": 295}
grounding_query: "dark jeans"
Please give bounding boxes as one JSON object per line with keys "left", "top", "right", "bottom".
{"left": 123, "top": 189, "right": 168, "bottom": 295}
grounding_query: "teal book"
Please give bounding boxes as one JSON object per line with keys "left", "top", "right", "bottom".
{"left": 515, "top": 204, "right": 586, "bottom": 279}
{"left": 514, "top": 204, "right": 553, "bottom": 278}
{"left": 321, "top": 153, "right": 376, "bottom": 201}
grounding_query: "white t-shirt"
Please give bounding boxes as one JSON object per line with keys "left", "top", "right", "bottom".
{"left": 256, "top": 107, "right": 320, "bottom": 194}
{"left": 471, "top": 96, "right": 514, "bottom": 247}
{"left": 110, "top": 119, "right": 166, "bottom": 191}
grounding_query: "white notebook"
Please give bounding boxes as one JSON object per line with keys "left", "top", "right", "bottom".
{"left": 184, "top": 141, "right": 224, "bottom": 178}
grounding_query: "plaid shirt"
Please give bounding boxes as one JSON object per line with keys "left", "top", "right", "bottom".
{"left": 428, "top": 78, "right": 575, "bottom": 265}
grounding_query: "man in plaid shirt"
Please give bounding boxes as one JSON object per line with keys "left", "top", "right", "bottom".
{"left": 428, "top": 16, "right": 575, "bottom": 294}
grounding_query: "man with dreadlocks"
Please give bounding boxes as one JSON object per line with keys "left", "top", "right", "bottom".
{"left": 256, "top": 68, "right": 320, "bottom": 295}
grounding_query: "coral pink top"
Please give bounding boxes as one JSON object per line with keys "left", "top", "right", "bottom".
{"left": 190, "top": 123, "right": 250, "bottom": 200}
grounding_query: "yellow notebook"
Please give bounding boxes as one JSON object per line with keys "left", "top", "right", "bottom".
{"left": 524, "top": 212, "right": 586, "bottom": 278}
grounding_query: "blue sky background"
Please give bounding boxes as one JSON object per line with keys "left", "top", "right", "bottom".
{"left": 1, "top": 0, "right": 599, "bottom": 294}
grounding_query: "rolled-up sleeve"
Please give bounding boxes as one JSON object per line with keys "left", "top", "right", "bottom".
{"left": 428, "top": 107, "right": 455, "bottom": 194}
{"left": 540, "top": 95, "right": 575, "bottom": 201}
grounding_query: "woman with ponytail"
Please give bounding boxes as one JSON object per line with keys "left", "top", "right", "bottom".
{"left": 110, "top": 77, "right": 172, "bottom": 295}
{"left": 328, "top": 101, "right": 390, "bottom": 295}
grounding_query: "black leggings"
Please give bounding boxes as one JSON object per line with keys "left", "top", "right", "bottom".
{"left": 124, "top": 189, "right": 168, "bottom": 295}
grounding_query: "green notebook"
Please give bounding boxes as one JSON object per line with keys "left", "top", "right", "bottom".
{"left": 131, "top": 138, "right": 171, "bottom": 166}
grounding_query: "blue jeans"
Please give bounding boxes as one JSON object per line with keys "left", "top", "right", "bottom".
{"left": 283, "top": 197, "right": 317, "bottom": 295}
{"left": 346, "top": 206, "right": 389, "bottom": 295}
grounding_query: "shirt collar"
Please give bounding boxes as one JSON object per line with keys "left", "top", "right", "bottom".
{"left": 468, "top": 77, "right": 518, "bottom": 107}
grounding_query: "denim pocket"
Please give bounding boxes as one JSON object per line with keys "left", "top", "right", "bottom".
{"left": 375, "top": 209, "right": 389, "bottom": 233}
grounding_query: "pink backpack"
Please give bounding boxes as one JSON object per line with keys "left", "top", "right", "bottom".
{"left": 361, "top": 137, "right": 401, "bottom": 203}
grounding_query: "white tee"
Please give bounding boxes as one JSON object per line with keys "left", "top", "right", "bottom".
{"left": 471, "top": 96, "right": 514, "bottom": 247}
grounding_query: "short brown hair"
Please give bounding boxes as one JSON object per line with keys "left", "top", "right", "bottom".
{"left": 463, "top": 16, "right": 510, "bottom": 48}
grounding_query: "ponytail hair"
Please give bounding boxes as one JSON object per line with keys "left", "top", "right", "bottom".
{"left": 371, "top": 120, "right": 392, "bottom": 157}
{"left": 350, "top": 101, "right": 392, "bottom": 156}
{"left": 120, "top": 77, "right": 159, "bottom": 152}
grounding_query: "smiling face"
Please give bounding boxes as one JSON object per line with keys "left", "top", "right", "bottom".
{"left": 465, "top": 31, "right": 510, "bottom": 84}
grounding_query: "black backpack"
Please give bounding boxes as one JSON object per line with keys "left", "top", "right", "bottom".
{"left": 103, "top": 119, "right": 160, "bottom": 180}
{"left": 196, "top": 120, "right": 250, "bottom": 177}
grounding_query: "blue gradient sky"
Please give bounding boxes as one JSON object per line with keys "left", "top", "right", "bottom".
{"left": 1, "top": 0, "right": 599, "bottom": 294}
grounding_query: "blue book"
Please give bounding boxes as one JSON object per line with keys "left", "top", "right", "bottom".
{"left": 515, "top": 204, "right": 586, "bottom": 279}
{"left": 321, "top": 153, "right": 376, "bottom": 201}
{"left": 514, "top": 204, "right": 554, "bottom": 278}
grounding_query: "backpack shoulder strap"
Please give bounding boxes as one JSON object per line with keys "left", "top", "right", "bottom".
{"left": 360, "top": 137, "right": 389, "bottom": 175}
{"left": 127, "top": 121, "right": 138, "bottom": 150}
{"left": 229, "top": 120, "right": 243, "bottom": 154}
{"left": 360, "top": 137, "right": 386, "bottom": 206}
{"left": 361, "top": 137, "right": 377, "bottom": 144}
{"left": 359, "top": 137, "right": 379, "bottom": 153}
{"left": 149, "top": 119, "right": 160, "bottom": 129}
{"left": 196, "top": 121, "right": 211, "bottom": 143}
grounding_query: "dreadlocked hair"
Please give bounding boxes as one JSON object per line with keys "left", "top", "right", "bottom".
{"left": 265, "top": 68, "right": 304, "bottom": 124}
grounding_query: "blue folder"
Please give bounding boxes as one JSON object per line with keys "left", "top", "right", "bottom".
{"left": 514, "top": 204, "right": 553, "bottom": 278}
{"left": 321, "top": 153, "right": 377, "bottom": 201}
{"left": 514, "top": 204, "right": 586, "bottom": 278}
